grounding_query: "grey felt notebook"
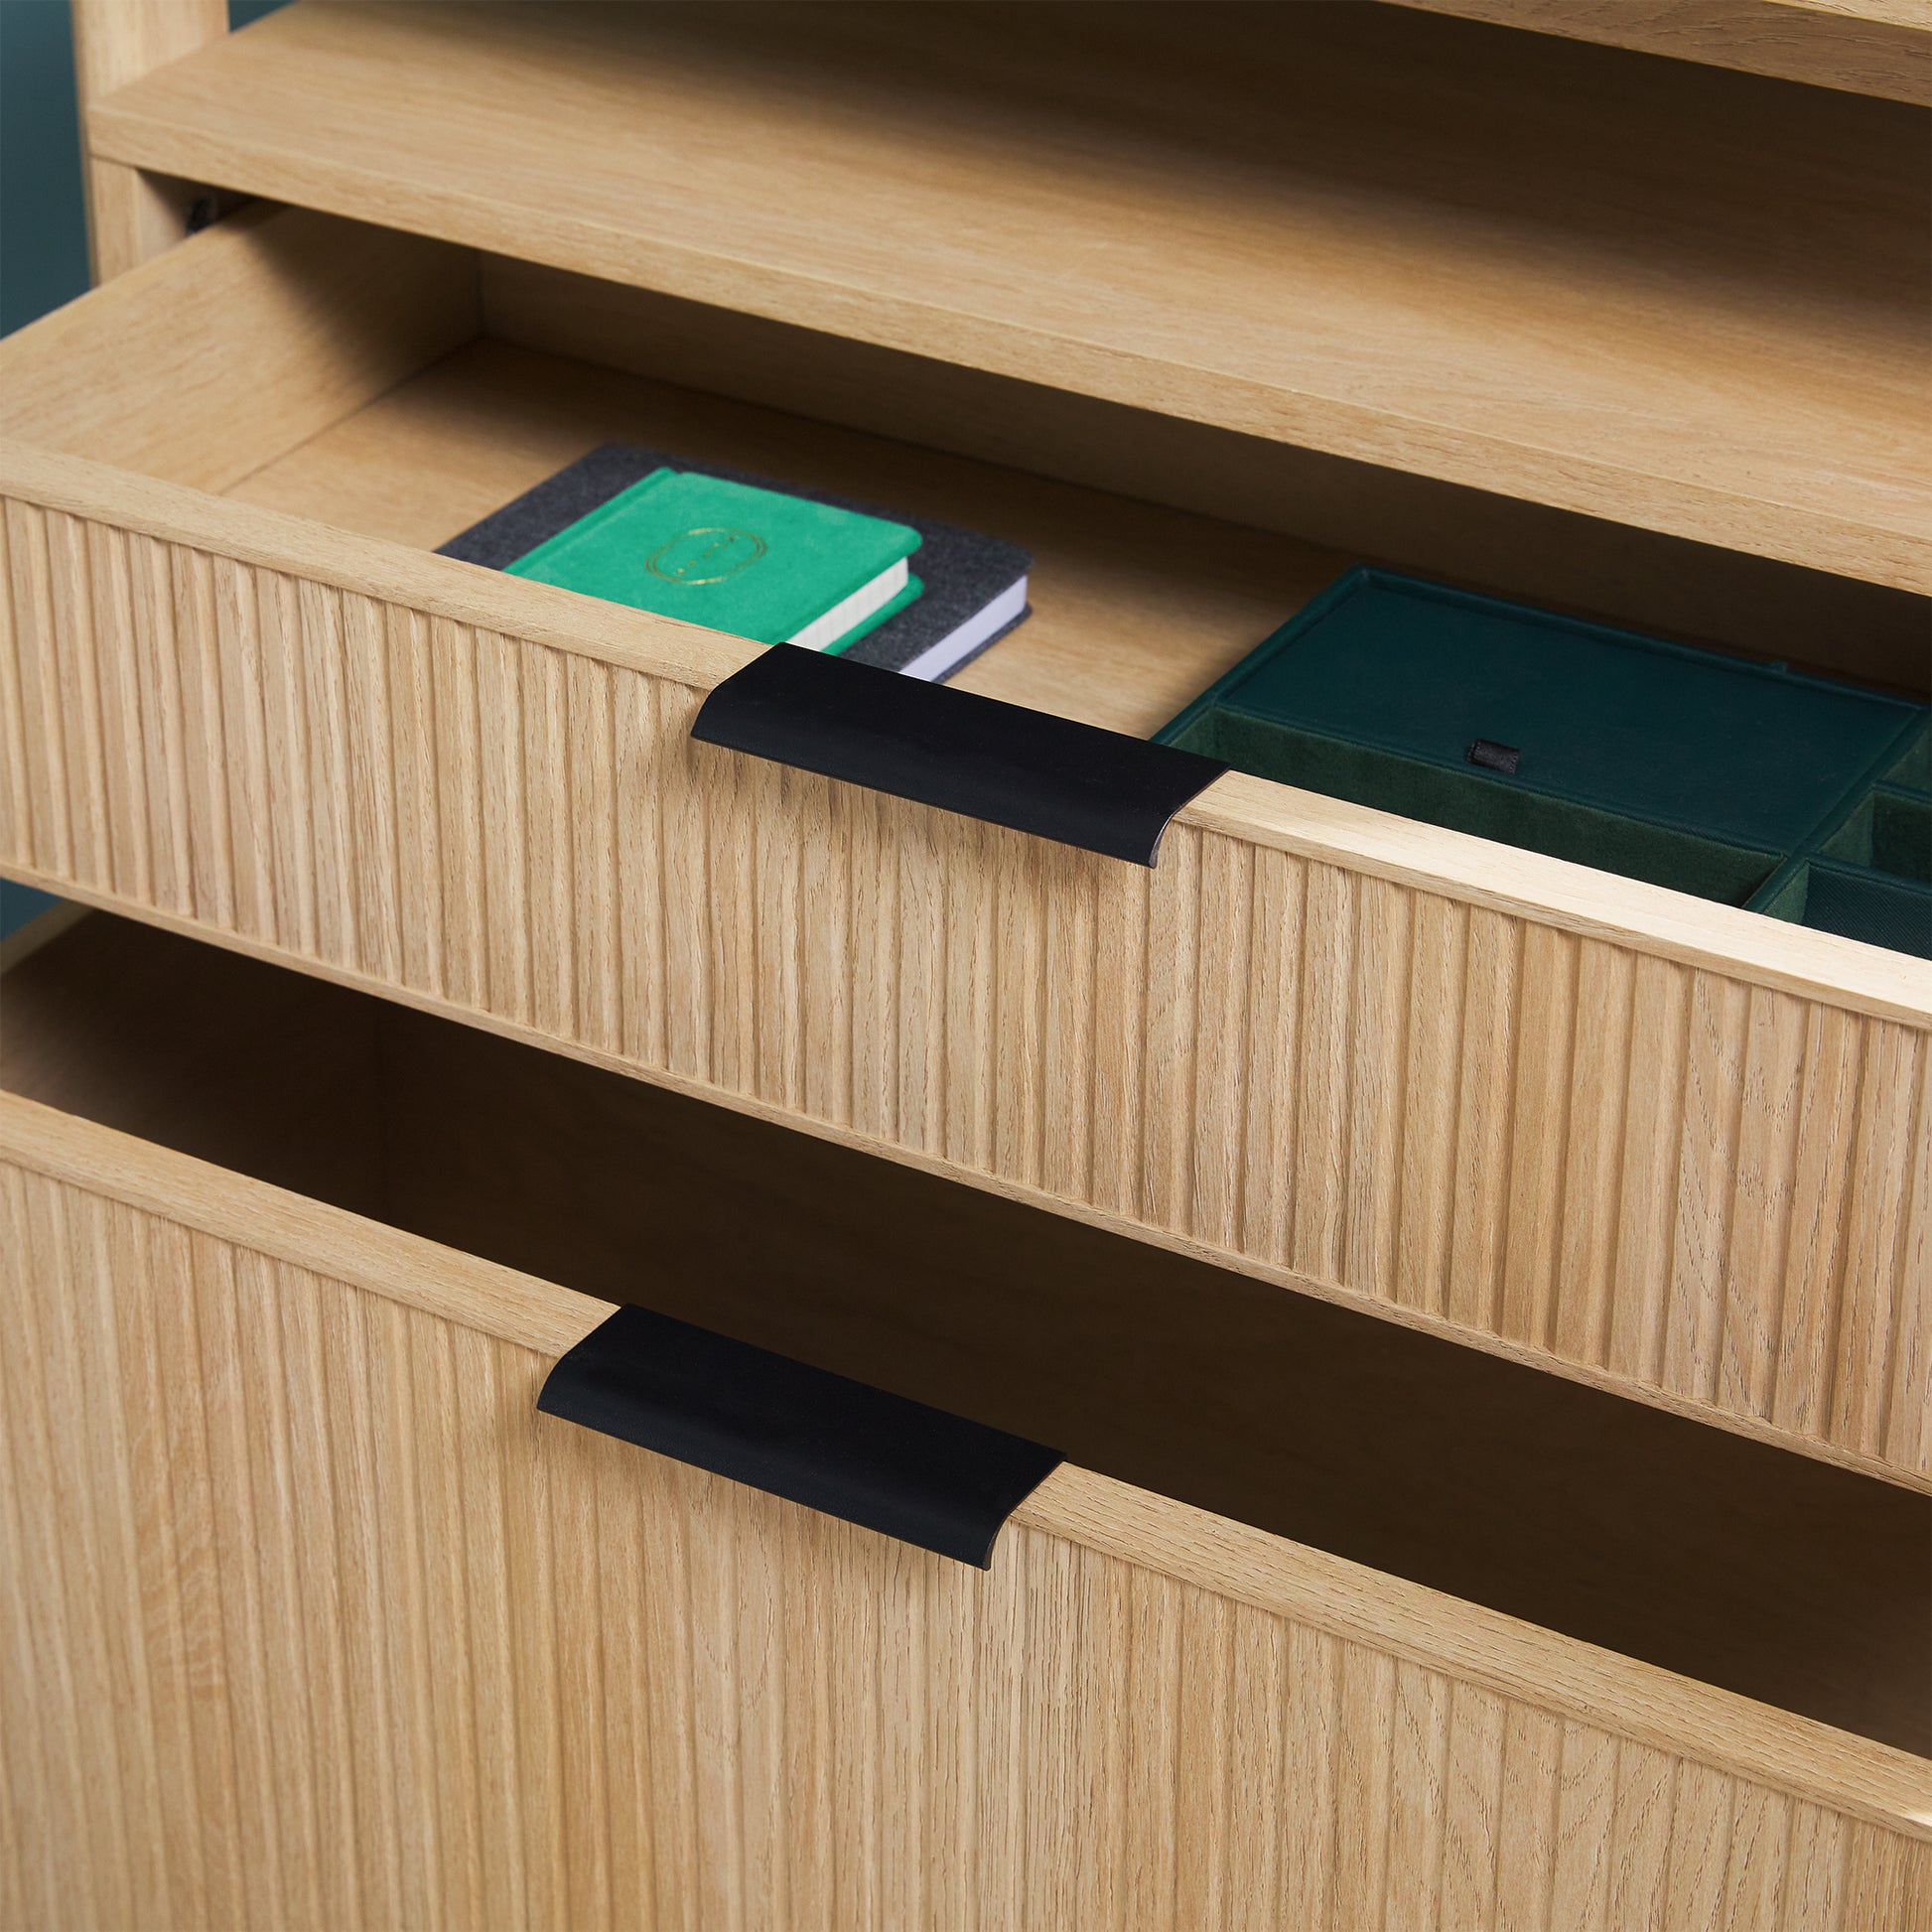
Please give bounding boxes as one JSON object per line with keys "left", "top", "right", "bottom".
{"left": 440, "top": 443, "right": 1034, "bottom": 680}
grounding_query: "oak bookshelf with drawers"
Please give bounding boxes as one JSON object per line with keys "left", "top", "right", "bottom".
{"left": 3, "top": 2, "right": 1928, "bottom": 1925}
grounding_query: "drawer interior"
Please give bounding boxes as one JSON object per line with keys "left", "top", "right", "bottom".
{"left": 5, "top": 908, "right": 1927, "bottom": 1757}
{"left": 5, "top": 202, "right": 1926, "bottom": 744}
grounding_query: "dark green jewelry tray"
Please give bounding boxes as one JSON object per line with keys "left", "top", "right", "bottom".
{"left": 1156, "top": 569, "right": 1931, "bottom": 958}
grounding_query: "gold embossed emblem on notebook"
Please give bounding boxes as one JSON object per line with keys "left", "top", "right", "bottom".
{"left": 646, "top": 526, "right": 767, "bottom": 585}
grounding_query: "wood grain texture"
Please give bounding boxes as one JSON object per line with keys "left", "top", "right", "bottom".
{"left": 84, "top": 1, "right": 1932, "bottom": 587}
{"left": 1, "top": 1108, "right": 1927, "bottom": 1930}
{"left": 14, "top": 916, "right": 1927, "bottom": 1754}
{"left": 1397, "top": 0, "right": 1931, "bottom": 104}
{"left": 0, "top": 205, "right": 480, "bottom": 494}
{"left": 3, "top": 447, "right": 1929, "bottom": 1491}
{"left": 69, "top": 0, "right": 229, "bottom": 281}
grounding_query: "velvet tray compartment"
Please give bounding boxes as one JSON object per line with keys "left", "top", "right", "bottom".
{"left": 1157, "top": 569, "right": 1930, "bottom": 956}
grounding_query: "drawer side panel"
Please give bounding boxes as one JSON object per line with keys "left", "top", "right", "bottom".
{"left": 2, "top": 493, "right": 1928, "bottom": 1489}
{"left": 4, "top": 1162, "right": 1926, "bottom": 1930}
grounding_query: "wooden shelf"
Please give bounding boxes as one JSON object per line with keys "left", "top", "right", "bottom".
{"left": 1394, "top": 0, "right": 1931, "bottom": 105}
{"left": 223, "top": 336, "right": 1349, "bottom": 739}
{"left": 92, "top": 1, "right": 1931, "bottom": 592}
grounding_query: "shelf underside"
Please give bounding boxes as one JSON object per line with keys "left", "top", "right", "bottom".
{"left": 1400, "top": 0, "right": 1931, "bottom": 104}
{"left": 96, "top": 1, "right": 1932, "bottom": 590}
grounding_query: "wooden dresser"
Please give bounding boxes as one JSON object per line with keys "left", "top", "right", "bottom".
{"left": 2, "top": 2, "right": 1928, "bottom": 1925}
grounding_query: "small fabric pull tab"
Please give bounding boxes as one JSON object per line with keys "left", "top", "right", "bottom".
{"left": 1467, "top": 739, "right": 1521, "bottom": 775}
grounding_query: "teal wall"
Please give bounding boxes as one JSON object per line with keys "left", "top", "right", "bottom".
{"left": 0, "top": 0, "right": 284, "bottom": 939}
{"left": 0, "top": 0, "right": 89, "bottom": 340}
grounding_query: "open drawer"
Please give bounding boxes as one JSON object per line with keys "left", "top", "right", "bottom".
{"left": 0, "top": 204, "right": 1927, "bottom": 1493}
{"left": 2, "top": 908, "right": 1928, "bottom": 1928}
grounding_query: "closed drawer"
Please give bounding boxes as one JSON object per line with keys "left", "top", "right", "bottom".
{"left": 2, "top": 906, "right": 1929, "bottom": 1929}
{"left": 1, "top": 204, "right": 1927, "bottom": 1495}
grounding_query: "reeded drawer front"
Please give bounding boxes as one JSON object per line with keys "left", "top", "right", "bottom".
{"left": 1, "top": 204, "right": 1927, "bottom": 1492}
{"left": 4, "top": 1082, "right": 1928, "bottom": 1931}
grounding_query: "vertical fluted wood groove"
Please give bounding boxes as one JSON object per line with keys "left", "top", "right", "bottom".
{"left": 1, "top": 501, "right": 1925, "bottom": 1484}
{"left": 3, "top": 1168, "right": 1927, "bottom": 1928}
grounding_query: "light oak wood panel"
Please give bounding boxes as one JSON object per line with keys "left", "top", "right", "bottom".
{"left": 0, "top": 204, "right": 479, "bottom": 497}
{"left": 2, "top": 1098, "right": 1927, "bottom": 1930}
{"left": 1393, "top": 0, "right": 1931, "bottom": 104}
{"left": 3, "top": 444, "right": 1928, "bottom": 1493}
{"left": 69, "top": 0, "right": 228, "bottom": 281}
{"left": 85, "top": 1, "right": 1932, "bottom": 587}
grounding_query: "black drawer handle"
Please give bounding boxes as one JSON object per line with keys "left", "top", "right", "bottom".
{"left": 537, "top": 1305, "right": 1062, "bottom": 1567}
{"left": 690, "top": 645, "right": 1228, "bottom": 867}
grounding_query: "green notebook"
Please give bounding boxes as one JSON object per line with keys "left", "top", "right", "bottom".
{"left": 504, "top": 467, "right": 922, "bottom": 651}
